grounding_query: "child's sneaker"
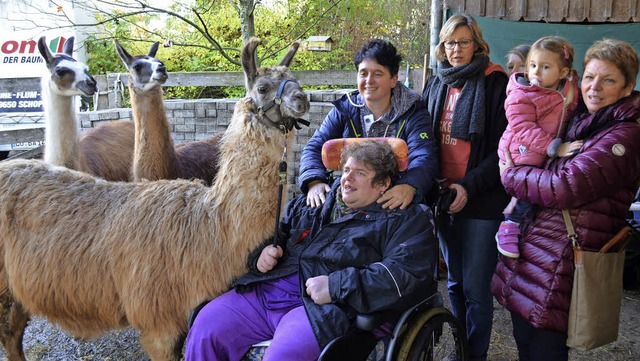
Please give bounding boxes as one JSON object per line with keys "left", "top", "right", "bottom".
{"left": 496, "top": 220, "right": 520, "bottom": 258}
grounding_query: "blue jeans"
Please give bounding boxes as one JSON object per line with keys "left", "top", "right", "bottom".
{"left": 504, "top": 198, "right": 533, "bottom": 224}
{"left": 437, "top": 215, "right": 500, "bottom": 361}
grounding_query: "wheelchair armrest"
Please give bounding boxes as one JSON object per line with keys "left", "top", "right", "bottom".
{"left": 355, "top": 292, "right": 444, "bottom": 331}
{"left": 356, "top": 309, "right": 402, "bottom": 331}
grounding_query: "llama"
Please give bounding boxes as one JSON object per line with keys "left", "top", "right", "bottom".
{"left": 38, "top": 36, "right": 135, "bottom": 181}
{"left": 0, "top": 37, "right": 309, "bottom": 361}
{"left": 113, "top": 40, "right": 223, "bottom": 183}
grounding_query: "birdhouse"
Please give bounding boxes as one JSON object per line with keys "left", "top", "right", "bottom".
{"left": 306, "top": 36, "right": 334, "bottom": 52}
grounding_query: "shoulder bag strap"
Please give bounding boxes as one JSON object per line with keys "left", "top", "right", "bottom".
{"left": 562, "top": 210, "right": 583, "bottom": 265}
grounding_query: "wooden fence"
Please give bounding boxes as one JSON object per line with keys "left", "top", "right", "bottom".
{"left": 0, "top": 68, "right": 428, "bottom": 153}
{"left": 94, "top": 69, "right": 426, "bottom": 110}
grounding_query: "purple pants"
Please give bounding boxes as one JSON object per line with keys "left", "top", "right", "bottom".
{"left": 184, "top": 274, "right": 321, "bottom": 361}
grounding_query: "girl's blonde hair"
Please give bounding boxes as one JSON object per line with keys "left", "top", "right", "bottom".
{"left": 527, "top": 36, "right": 574, "bottom": 71}
{"left": 436, "top": 13, "right": 490, "bottom": 62}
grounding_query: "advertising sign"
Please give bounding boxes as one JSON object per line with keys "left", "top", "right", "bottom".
{"left": 0, "top": 36, "right": 70, "bottom": 79}
{"left": 0, "top": 36, "right": 72, "bottom": 113}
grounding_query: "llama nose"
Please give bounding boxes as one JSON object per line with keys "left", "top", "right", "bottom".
{"left": 87, "top": 75, "right": 97, "bottom": 87}
{"left": 293, "top": 91, "right": 308, "bottom": 102}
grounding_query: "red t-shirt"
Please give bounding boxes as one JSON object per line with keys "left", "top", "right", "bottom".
{"left": 439, "top": 87, "right": 470, "bottom": 184}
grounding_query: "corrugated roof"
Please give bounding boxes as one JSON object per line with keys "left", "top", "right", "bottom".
{"left": 445, "top": 0, "right": 640, "bottom": 22}
{"left": 306, "top": 36, "right": 334, "bottom": 42}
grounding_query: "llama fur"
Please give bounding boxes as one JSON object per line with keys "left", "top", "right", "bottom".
{"left": 116, "top": 40, "right": 223, "bottom": 184}
{"left": 0, "top": 38, "right": 309, "bottom": 361}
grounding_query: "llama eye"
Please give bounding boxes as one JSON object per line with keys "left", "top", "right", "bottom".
{"left": 257, "top": 85, "right": 268, "bottom": 93}
{"left": 55, "top": 68, "right": 71, "bottom": 78}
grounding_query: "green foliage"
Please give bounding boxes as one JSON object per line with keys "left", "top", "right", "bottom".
{"left": 83, "top": 0, "right": 429, "bottom": 100}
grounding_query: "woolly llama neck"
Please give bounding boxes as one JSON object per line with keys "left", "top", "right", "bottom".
{"left": 42, "top": 76, "right": 81, "bottom": 169}
{"left": 38, "top": 36, "right": 97, "bottom": 169}
{"left": 114, "top": 40, "right": 178, "bottom": 181}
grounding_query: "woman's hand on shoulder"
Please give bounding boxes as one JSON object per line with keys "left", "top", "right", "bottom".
{"left": 257, "top": 245, "right": 283, "bottom": 273}
{"left": 377, "top": 184, "right": 416, "bottom": 210}
{"left": 306, "top": 181, "right": 331, "bottom": 208}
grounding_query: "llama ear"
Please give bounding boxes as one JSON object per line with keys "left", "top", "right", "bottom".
{"left": 114, "top": 40, "right": 133, "bottom": 69}
{"left": 278, "top": 41, "right": 300, "bottom": 67}
{"left": 148, "top": 42, "right": 160, "bottom": 58}
{"left": 62, "top": 37, "right": 75, "bottom": 57}
{"left": 242, "top": 37, "right": 261, "bottom": 89}
{"left": 38, "top": 36, "right": 55, "bottom": 67}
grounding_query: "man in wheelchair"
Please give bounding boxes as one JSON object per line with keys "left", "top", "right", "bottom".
{"left": 185, "top": 140, "right": 438, "bottom": 360}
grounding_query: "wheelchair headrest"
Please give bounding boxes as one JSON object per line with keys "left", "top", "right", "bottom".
{"left": 321, "top": 137, "right": 409, "bottom": 172}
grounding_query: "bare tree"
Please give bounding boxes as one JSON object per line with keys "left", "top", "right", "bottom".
{"left": 2, "top": 0, "right": 346, "bottom": 66}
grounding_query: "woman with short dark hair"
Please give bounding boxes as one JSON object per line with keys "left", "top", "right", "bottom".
{"left": 299, "top": 39, "right": 437, "bottom": 211}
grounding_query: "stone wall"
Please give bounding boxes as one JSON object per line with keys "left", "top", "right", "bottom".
{"left": 75, "top": 90, "right": 350, "bottom": 199}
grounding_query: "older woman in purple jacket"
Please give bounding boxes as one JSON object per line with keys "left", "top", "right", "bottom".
{"left": 492, "top": 39, "right": 640, "bottom": 361}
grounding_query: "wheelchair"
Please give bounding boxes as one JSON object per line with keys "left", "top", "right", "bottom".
{"left": 187, "top": 284, "right": 467, "bottom": 361}
{"left": 186, "top": 138, "right": 467, "bottom": 360}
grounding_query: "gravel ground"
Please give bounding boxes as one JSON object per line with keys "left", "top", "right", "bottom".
{"left": 488, "top": 287, "right": 640, "bottom": 361}
{"left": 0, "top": 280, "right": 638, "bottom": 360}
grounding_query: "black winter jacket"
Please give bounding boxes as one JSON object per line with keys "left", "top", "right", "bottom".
{"left": 422, "top": 70, "right": 511, "bottom": 219}
{"left": 234, "top": 180, "right": 437, "bottom": 348}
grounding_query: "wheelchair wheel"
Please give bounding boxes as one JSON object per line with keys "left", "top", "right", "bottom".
{"left": 394, "top": 308, "right": 466, "bottom": 361}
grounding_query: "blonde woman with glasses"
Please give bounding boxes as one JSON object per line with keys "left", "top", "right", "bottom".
{"left": 421, "top": 13, "right": 510, "bottom": 361}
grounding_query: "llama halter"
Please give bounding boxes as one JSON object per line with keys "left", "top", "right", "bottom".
{"left": 253, "top": 79, "right": 310, "bottom": 133}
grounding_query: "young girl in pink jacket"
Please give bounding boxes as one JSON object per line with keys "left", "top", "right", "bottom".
{"left": 496, "top": 36, "right": 582, "bottom": 258}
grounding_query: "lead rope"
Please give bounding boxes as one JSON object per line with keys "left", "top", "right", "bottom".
{"left": 273, "top": 136, "right": 288, "bottom": 247}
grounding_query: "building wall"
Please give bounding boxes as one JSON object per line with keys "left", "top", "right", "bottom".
{"left": 444, "top": 0, "right": 640, "bottom": 22}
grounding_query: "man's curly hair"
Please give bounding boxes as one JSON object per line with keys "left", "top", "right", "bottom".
{"left": 340, "top": 140, "right": 398, "bottom": 186}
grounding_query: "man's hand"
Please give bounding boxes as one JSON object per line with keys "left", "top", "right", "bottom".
{"left": 377, "top": 184, "right": 416, "bottom": 210}
{"left": 256, "top": 245, "right": 283, "bottom": 273}
{"left": 305, "top": 275, "right": 331, "bottom": 305}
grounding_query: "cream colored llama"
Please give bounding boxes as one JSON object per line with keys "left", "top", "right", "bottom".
{"left": 38, "top": 36, "right": 135, "bottom": 181}
{"left": 0, "top": 38, "right": 309, "bottom": 361}
{"left": 114, "top": 40, "right": 223, "bottom": 183}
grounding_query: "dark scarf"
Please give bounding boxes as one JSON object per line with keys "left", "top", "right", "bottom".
{"left": 566, "top": 91, "right": 640, "bottom": 141}
{"left": 427, "top": 55, "right": 489, "bottom": 140}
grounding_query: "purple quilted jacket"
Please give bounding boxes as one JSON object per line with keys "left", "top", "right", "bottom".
{"left": 492, "top": 92, "right": 640, "bottom": 333}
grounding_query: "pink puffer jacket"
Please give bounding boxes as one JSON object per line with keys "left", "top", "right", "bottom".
{"left": 492, "top": 92, "right": 640, "bottom": 333}
{"left": 498, "top": 71, "right": 579, "bottom": 166}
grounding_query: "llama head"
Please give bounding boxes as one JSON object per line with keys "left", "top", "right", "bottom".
{"left": 114, "top": 40, "right": 168, "bottom": 92}
{"left": 241, "top": 37, "right": 310, "bottom": 133}
{"left": 37, "top": 36, "right": 98, "bottom": 97}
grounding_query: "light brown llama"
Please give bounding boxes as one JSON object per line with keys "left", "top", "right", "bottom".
{"left": 38, "top": 36, "right": 135, "bottom": 181}
{"left": 0, "top": 38, "right": 309, "bottom": 361}
{"left": 114, "top": 40, "right": 224, "bottom": 184}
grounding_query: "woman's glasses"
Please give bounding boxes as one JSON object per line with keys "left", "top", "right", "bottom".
{"left": 443, "top": 39, "right": 473, "bottom": 50}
